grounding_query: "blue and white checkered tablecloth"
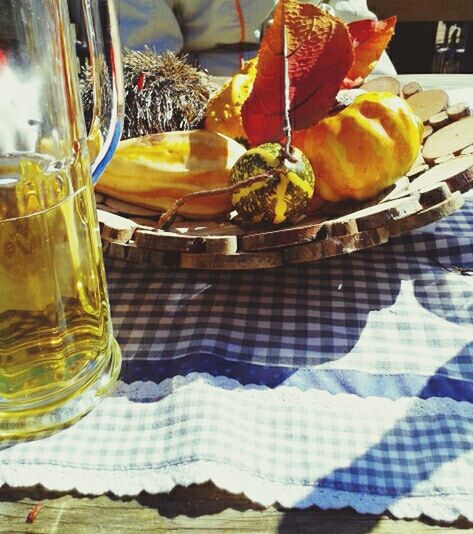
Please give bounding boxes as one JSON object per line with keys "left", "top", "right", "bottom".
{"left": 1, "top": 194, "right": 472, "bottom": 521}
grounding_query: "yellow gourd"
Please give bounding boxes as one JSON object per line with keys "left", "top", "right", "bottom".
{"left": 204, "top": 59, "right": 257, "bottom": 143}
{"left": 293, "top": 92, "right": 423, "bottom": 204}
{"left": 96, "top": 130, "right": 246, "bottom": 219}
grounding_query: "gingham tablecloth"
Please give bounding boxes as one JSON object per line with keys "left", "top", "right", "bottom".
{"left": 1, "top": 201, "right": 473, "bottom": 521}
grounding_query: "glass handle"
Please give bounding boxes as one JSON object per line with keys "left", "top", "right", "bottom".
{"left": 81, "top": 0, "right": 124, "bottom": 183}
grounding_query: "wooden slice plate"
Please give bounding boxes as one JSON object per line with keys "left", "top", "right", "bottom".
{"left": 402, "top": 81, "right": 422, "bottom": 99}
{"left": 98, "top": 148, "right": 471, "bottom": 269}
{"left": 410, "top": 155, "right": 473, "bottom": 192}
{"left": 407, "top": 90, "right": 449, "bottom": 124}
{"left": 362, "top": 76, "right": 401, "bottom": 96}
{"left": 98, "top": 79, "right": 473, "bottom": 270}
{"left": 423, "top": 118, "right": 473, "bottom": 163}
{"left": 390, "top": 192, "right": 464, "bottom": 236}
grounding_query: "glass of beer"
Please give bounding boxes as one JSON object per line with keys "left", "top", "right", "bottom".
{"left": 0, "top": 0, "right": 124, "bottom": 438}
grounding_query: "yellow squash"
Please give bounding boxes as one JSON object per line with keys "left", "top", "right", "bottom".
{"left": 293, "top": 92, "right": 423, "bottom": 204}
{"left": 204, "top": 59, "right": 257, "bottom": 142}
{"left": 96, "top": 130, "right": 246, "bottom": 219}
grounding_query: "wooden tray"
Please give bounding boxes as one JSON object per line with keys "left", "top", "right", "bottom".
{"left": 97, "top": 81, "right": 473, "bottom": 270}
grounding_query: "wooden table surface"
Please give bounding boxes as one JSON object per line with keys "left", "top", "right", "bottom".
{"left": 1, "top": 74, "right": 473, "bottom": 534}
{"left": 2, "top": 482, "right": 473, "bottom": 533}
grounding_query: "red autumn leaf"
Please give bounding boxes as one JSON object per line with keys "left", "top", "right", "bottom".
{"left": 242, "top": 0, "right": 353, "bottom": 146}
{"left": 341, "top": 76, "right": 364, "bottom": 89}
{"left": 343, "top": 16, "right": 396, "bottom": 87}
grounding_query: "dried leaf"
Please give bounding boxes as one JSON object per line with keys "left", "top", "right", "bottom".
{"left": 242, "top": 0, "right": 353, "bottom": 146}
{"left": 344, "top": 16, "right": 396, "bottom": 86}
{"left": 26, "top": 503, "right": 43, "bottom": 524}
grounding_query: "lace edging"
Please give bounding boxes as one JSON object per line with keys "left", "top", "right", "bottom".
{"left": 113, "top": 373, "right": 473, "bottom": 416}
{"left": 2, "top": 374, "right": 472, "bottom": 522}
{"left": 1, "top": 460, "right": 471, "bottom": 522}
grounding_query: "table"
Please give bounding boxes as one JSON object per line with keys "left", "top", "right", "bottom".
{"left": 394, "top": 73, "right": 473, "bottom": 90}
{"left": 2, "top": 483, "right": 473, "bottom": 533}
{"left": 1, "top": 74, "right": 473, "bottom": 533}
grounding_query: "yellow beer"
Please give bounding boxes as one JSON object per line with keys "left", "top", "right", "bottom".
{"left": 0, "top": 156, "right": 120, "bottom": 436}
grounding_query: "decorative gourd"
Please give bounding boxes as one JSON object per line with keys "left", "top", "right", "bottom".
{"left": 96, "top": 130, "right": 246, "bottom": 219}
{"left": 204, "top": 59, "right": 257, "bottom": 143}
{"left": 230, "top": 143, "right": 315, "bottom": 225}
{"left": 293, "top": 92, "right": 423, "bottom": 205}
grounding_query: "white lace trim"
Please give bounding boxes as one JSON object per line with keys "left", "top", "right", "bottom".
{"left": 1, "top": 460, "right": 472, "bottom": 522}
{"left": 122, "top": 376, "right": 473, "bottom": 522}
{"left": 2, "top": 373, "right": 473, "bottom": 522}
{"left": 113, "top": 373, "right": 473, "bottom": 416}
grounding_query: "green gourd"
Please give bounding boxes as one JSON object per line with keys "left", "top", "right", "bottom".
{"left": 230, "top": 143, "right": 315, "bottom": 225}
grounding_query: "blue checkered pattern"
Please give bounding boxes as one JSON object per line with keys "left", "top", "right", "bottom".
{"left": 0, "top": 197, "right": 472, "bottom": 521}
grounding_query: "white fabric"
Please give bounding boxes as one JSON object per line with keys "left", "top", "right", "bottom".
{"left": 1, "top": 374, "right": 473, "bottom": 522}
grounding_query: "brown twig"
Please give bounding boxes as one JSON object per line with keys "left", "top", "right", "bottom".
{"left": 433, "top": 258, "right": 473, "bottom": 276}
{"left": 156, "top": 171, "right": 281, "bottom": 230}
{"left": 280, "top": 1, "right": 296, "bottom": 164}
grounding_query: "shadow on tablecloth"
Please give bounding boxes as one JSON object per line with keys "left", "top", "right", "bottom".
{"left": 276, "top": 344, "right": 473, "bottom": 531}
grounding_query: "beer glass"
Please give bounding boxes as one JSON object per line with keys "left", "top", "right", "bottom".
{"left": 0, "top": 0, "right": 124, "bottom": 437}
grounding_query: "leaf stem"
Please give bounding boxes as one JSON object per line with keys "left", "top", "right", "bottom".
{"left": 281, "top": 0, "right": 295, "bottom": 163}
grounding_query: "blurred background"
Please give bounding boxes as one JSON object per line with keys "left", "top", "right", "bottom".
{"left": 368, "top": 0, "right": 473, "bottom": 73}
{"left": 3, "top": 1, "right": 470, "bottom": 76}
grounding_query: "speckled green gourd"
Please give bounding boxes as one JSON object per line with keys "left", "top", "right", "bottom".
{"left": 230, "top": 143, "right": 315, "bottom": 225}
